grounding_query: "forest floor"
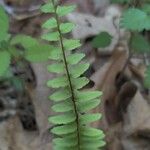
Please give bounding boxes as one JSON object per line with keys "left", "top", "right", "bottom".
{"left": 0, "top": 0, "right": 150, "bottom": 150}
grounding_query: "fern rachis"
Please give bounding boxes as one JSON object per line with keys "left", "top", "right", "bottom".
{"left": 52, "top": 0, "right": 81, "bottom": 147}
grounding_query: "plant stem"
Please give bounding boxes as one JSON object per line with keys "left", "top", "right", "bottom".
{"left": 51, "top": 0, "right": 80, "bottom": 149}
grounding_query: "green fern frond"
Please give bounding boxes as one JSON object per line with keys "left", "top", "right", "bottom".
{"left": 41, "top": 0, "right": 105, "bottom": 149}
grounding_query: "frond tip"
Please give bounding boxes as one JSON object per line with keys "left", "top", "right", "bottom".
{"left": 41, "top": 0, "right": 105, "bottom": 149}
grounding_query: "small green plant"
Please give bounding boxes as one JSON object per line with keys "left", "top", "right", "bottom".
{"left": 0, "top": 5, "right": 56, "bottom": 91}
{"left": 92, "top": 0, "right": 150, "bottom": 88}
{"left": 41, "top": 0, "right": 105, "bottom": 149}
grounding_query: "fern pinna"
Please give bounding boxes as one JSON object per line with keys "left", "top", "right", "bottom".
{"left": 41, "top": 0, "right": 105, "bottom": 149}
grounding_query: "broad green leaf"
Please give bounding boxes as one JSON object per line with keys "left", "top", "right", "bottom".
{"left": 0, "top": 51, "right": 11, "bottom": 76}
{"left": 49, "top": 89, "right": 71, "bottom": 101}
{"left": 0, "top": 41, "right": 9, "bottom": 50}
{"left": 40, "top": 3, "right": 54, "bottom": 13}
{"left": 78, "top": 99, "right": 101, "bottom": 112}
{"left": 64, "top": 39, "right": 81, "bottom": 51}
{"left": 56, "top": 5, "right": 76, "bottom": 16}
{"left": 11, "top": 35, "right": 59, "bottom": 62}
{"left": 67, "top": 53, "right": 85, "bottom": 65}
{"left": 144, "top": 66, "right": 150, "bottom": 88}
{"left": 51, "top": 123, "right": 77, "bottom": 135}
{"left": 0, "top": 68, "right": 13, "bottom": 80}
{"left": 25, "top": 44, "right": 53, "bottom": 62}
{"left": 80, "top": 113, "right": 102, "bottom": 124}
{"left": 48, "top": 112, "right": 76, "bottom": 124}
{"left": 121, "top": 8, "right": 148, "bottom": 31}
{"left": 11, "top": 35, "right": 38, "bottom": 49}
{"left": 42, "top": 18, "right": 57, "bottom": 29}
{"left": 47, "top": 63, "right": 64, "bottom": 73}
{"left": 77, "top": 91, "right": 102, "bottom": 102}
{"left": 72, "top": 77, "right": 89, "bottom": 89}
{"left": 47, "top": 76, "right": 68, "bottom": 88}
{"left": 70, "top": 63, "right": 90, "bottom": 78}
{"left": 0, "top": 6, "right": 9, "bottom": 42}
{"left": 92, "top": 32, "right": 112, "bottom": 48}
{"left": 131, "top": 33, "right": 150, "bottom": 53}
{"left": 60, "top": 23, "right": 75, "bottom": 33}
{"left": 52, "top": 101, "right": 73, "bottom": 112}
{"left": 8, "top": 47, "right": 23, "bottom": 59}
{"left": 42, "top": 32, "right": 59, "bottom": 41}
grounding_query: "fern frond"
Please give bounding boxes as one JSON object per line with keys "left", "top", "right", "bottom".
{"left": 41, "top": 0, "right": 105, "bottom": 149}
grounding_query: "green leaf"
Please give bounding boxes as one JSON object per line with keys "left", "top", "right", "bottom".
{"left": 81, "top": 127, "right": 104, "bottom": 137}
{"left": 81, "top": 140, "right": 106, "bottom": 149}
{"left": 52, "top": 101, "right": 73, "bottom": 112}
{"left": 56, "top": 5, "right": 76, "bottom": 16}
{"left": 11, "top": 35, "right": 56, "bottom": 62}
{"left": 53, "top": 137, "right": 77, "bottom": 147}
{"left": 8, "top": 47, "right": 21, "bottom": 58}
{"left": 50, "top": 89, "right": 71, "bottom": 101}
{"left": 70, "top": 63, "right": 90, "bottom": 78}
{"left": 78, "top": 99, "right": 101, "bottom": 112}
{"left": 60, "top": 23, "right": 75, "bottom": 33}
{"left": 92, "top": 32, "right": 112, "bottom": 48}
{"left": 72, "top": 77, "right": 89, "bottom": 89}
{"left": 121, "top": 8, "right": 148, "bottom": 31}
{"left": 81, "top": 133, "right": 105, "bottom": 141}
{"left": 49, "top": 47, "right": 62, "bottom": 60}
{"left": 25, "top": 44, "right": 53, "bottom": 62}
{"left": 77, "top": 91, "right": 102, "bottom": 102}
{"left": 42, "top": 32, "right": 59, "bottom": 41}
{"left": 80, "top": 113, "right": 102, "bottom": 124}
{"left": 47, "top": 63, "right": 64, "bottom": 73}
{"left": 51, "top": 123, "right": 77, "bottom": 135}
{"left": 40, "top": 3, "right": 54, "bottom": 13}
{"left": 67, "top": 53, "right": 85, "bottom": 65}
{"left": 142, "top": 3, "right": 150, "bottom": 14}
{"left": 131, "top": 33, "right": 150, "bottom": 53}
{"left": 64, "top": 39, "right": 81, "bottom": 51}
{"left": 0, "top": 6, "right": 9, "bottom": 42}
{"left": 47, "top": 76, "right": 68, "bottom": 88}
{"left": 48, "top": 112, "right": 76, "bottom": 124}
{"left": 144, "top": 66, "right": 150, "bottom": 88}
{"left": 42, "top": 18, "right": 57, "bottom": 29}
{"left": 0, "top": 51, "right": 11, "bottom": 76}
{"left": 11, "top": 35, "right": 38, "bottom": 49}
